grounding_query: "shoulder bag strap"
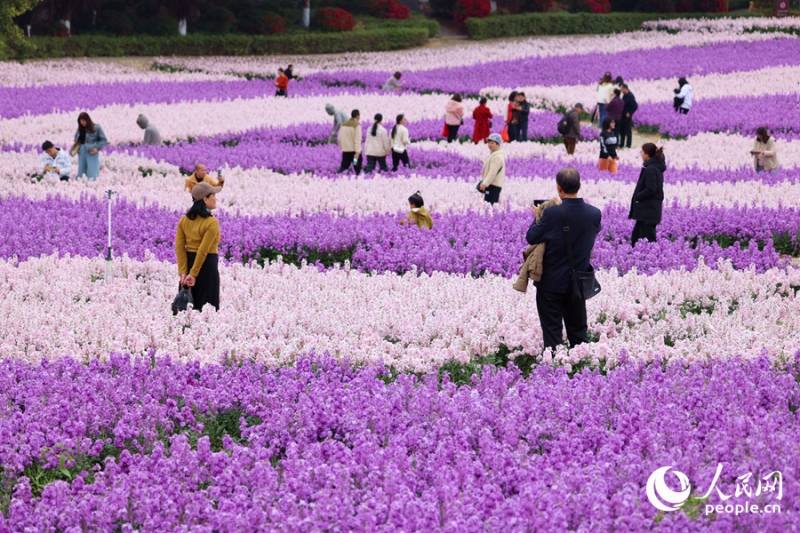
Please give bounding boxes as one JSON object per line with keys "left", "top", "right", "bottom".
{"left": 560, "top": 204, "right": 576, "bottom": 274}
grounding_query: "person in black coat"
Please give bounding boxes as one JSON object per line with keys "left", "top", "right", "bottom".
{"left": 629, "top": 143, "right": 665, "bottom": 246}
{"left": 526, "top": 167, "right": 602, "bottom": 350}
{"left": 620, "top": 84, "right": 638, "bottom": 149}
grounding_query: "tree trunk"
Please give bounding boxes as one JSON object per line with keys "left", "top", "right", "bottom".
{"left": 179, "top": 18, "right": 187, "bottom": 35}
{"left": 303, "top": 0, "right": 310, "bottom": 29}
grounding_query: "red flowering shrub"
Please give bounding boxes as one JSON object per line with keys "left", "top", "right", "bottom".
{"left": 315, "top": 7, "right": 356, "bottom": 32}
{"left": 578, "top": 0, "right": 611, "bottom": 13}
{"left": 698, "top": 0, "right": 728, "bottom": 11}
{"left": 453, "top": 0, "right": 490, "bottom": 24}
{"left": 368, "top": 0, "right": 411, "bottom": 19}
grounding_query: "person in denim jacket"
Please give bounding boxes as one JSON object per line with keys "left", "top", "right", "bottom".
{"left": 73, "top": 112, "right": 108, "bottom": 180}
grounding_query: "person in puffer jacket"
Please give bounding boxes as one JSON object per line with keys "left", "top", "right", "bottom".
{"left": 514, "top": 198, "right": 558, "bottom": 292}
{"left": 629, "top": 143, "right": 666, "bottom": 246}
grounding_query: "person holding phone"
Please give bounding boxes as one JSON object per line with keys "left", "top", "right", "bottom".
{"left": 184, "top": 163, "right": 225, "bottom": 194}
{"left": 752, "top": 126, "right": 779, "bottom": 173}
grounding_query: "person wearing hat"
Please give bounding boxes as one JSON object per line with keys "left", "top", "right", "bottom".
{"left": 39, "top": 140, "right": 72, "bottom": 181}
{"left": 136, "top": 114, "right": 162, "bottom": 145}
{"left": 175, "top": 181, "right": 222, "bottom": 312}
{"left": 479, "top": 133, "right": 505, "bottom": 205}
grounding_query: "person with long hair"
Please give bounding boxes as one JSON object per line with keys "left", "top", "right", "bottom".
{"left": 444, "top": 93, "right": 465, "bottom": 143}
{"left": 598, "top": 117, "right": 619, "bottom": 174}
{"left": 274, "top": 68, "right": 289, "bottom": 97}
{"left": 472, "top": 97, "right": 493, "bottom": 144}
{"left": 595, "top": 72, "right": 613, "bottom": 129}
{"left": 175, "top": 182, "right": 222, "bottom": 312}
{"left": 629, "top": 143, "right": 666, "bottom": 246}
{"left": 391, "top": 114, "right": 411, "bottom": 171}
{"left": 673, "top": 77, "right": 692, "bottom": 114}
{"left": 364, "top": 113, "right": 390, "bottom": 173}
{"left": 752, "top": 126, "right": 779, "bottom": 173}
{"left": 73, "top": 112, "right": 107, "bottom": 180}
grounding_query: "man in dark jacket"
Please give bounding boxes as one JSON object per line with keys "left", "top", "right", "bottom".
{"left": 629, "top": 143, "right": 665, "bottom": 245}
{"left": 526, "top": 167, "right": 602, "bottom": 350}
{"left": 562, "top": 103, "right": 583, "bottom": 155}
{"left": 620, "top": 84, "right": 638, "bottom": 149}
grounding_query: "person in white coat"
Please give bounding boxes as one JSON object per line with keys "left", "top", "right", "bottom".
{"left": 673, "top": 77, "right": 692, "bottom": 114}
{"left": 364, "top": 113, "right": 391, "bottom": 173}
{"left": 39, "top": 140, "right": 72, "bottom": 181}
{"left": 391, "top": 114, "right": 411, "bottom": 171}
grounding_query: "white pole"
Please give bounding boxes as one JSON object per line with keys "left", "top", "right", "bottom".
{"left": 105, "top": 190, "right": 115, "bottom": 282}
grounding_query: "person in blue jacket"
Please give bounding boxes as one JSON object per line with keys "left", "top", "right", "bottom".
{"left": 74, "top": 112, "right": 108, "bottom": 180}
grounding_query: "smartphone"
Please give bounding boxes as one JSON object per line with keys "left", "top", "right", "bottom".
{"left": 532, "top": 199, "right": 547, "bottom": 207}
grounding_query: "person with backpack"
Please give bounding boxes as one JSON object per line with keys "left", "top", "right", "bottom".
{"left": 629, "top": 143, "right": 666, "bottom": 246}
{"left": 391, "top": 114, "right": 411, "bottom": 171}
{"left": 478, "top": 133, "right": 505, "bottom": 205}
{"left": 364, "top": 113, "right": 391, "bottom": 173}
{"left": 472, "top": 97, "right": 493, "bottom": 144}
{"left": 673, "top": 77, "right": 692, "bottom": 114}
{"left": 598, "top": 117, "right": 619, "bottom": 174}
{"left": 559, "top": 103, "right": 583, "bottom": 156}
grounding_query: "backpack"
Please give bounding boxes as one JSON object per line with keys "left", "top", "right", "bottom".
{"left": 557, "top": 112, "right": 572, "bottom": 135}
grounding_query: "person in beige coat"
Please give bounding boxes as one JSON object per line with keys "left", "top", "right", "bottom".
{"left": 514, "top": 198, "right": 559, "bottom": 292}
{"left": 479, "top": 133, "right": 505, "bottom": 205}
{"left": 752, "top": 126, "right": 779, "bottom": 173}
{"left": 338, "top": 109, "right": 362, "bottom": 174}
{"left": 364, "top": 113, "right": 391, "bottom": 173}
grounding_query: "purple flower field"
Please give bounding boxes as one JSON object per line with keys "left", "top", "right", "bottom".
{"left": 1, "top": 195, "right": 794, "bottom": 275}
{"left": 0, "top": 355, "right": 797, "bottom": 532}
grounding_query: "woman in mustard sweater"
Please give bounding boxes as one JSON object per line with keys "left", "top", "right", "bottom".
{"left": 175, "top": 181, "right": 222, "bottom": 311}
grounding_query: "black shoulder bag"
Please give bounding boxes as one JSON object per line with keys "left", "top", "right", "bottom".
{"left": 561, "top": 205, "right": 601, "bottom": 302}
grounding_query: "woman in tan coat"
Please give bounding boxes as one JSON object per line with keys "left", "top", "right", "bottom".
{"left": 752, "top": 126, "right": 779, "bottom": 173}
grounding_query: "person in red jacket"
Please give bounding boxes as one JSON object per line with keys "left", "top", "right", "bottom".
{"left": 472, "top": 97, "right": 493, "bottom": 144}
{"left": 274, "top": 68, "right": 289, "bottom": 97}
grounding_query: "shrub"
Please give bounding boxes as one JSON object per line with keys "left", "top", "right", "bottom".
{"left": 314, "top": 7, "right": 356, "bottom": 31}
{"left": 578, "top": 0, "right": 612, "bottom": 12}
{"left": 146, "top": 15, "right": 180, "bottom": 36}
{"left": 46, "top": 21, "right": 70, "bottom": 37}
{"left": 368, "top": 0, "right": 411, "bottom": 19}
{"left": 239, "top": 10, "right": 287, "bottom": 35}
{"left": 454, "top": 0, "right": 491, "bottom": 24}
{"left": 97, "top": 11, "right": 135, "bottom": 36}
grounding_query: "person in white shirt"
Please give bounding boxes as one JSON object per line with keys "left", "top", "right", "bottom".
{"left": 364, "top": 113, "right": 391, "bottom": 173}
{"left": 673, "top": 77, "right": 692, "bottom": 114}
{"left": 594, "top": 72, "right": 613, "bottom": 129}
{"left": 39, "top": 140, "right": 72, "bottom": 181}
{"left": 390, "top": 114, "right": 411, "bottom": 171}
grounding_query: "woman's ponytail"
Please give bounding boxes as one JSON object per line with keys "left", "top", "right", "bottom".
{"left": 371, "top": 113, "right": 383, "bottom": 137}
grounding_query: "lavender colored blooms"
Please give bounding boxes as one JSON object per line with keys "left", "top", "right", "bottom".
{"left": 0, "top": 195, "right": 793, "bottom": 275}
{"left": 0, "top": 355, "right": 798, "bottom": 532}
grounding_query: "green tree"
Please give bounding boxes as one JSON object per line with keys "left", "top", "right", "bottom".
{"left": 0, "top": 0, "right": 40, "bottom": 58}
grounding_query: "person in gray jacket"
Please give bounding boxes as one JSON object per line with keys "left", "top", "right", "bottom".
{"left": 73, "top": 111, "right": 108, "bottom": 180}
{"left": 136, "top": 114, "right": 162, "bottom": 145}
{"left": 326, "top": 103, "right": 348, "bottom": 144}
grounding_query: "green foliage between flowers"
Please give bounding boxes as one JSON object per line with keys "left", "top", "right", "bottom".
{"left": 464, "top": 11, "right": 758, "bottom": 40}
{"left": 17, "top": 28, "right": 429, "bottom": 59}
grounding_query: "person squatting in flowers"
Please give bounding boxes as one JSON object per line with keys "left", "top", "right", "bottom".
{"left": 175, "top": 182, "right": 222, "bottom": 312}
{"left": 185, "top": 163, "right": 224, "bottom": 194}
{"left": 401, "top": 191, "right": 434, "bottom": 230}
{"left": 39, "top": 140, "right": 71, "bottom": 181}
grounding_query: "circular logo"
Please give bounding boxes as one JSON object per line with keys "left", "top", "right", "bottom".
{"left": 646, "top": 466, "right": 691, "bottom": 512}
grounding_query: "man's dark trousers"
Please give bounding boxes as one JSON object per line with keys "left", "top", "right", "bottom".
{"left": 536, "top": 289, "right": 588, "bottom": 349}
{"left": 620, "top": 116, "right": 633, "bottom": 148}
{"left": 338, "top": 152, "right": 362, "bottom": 174}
